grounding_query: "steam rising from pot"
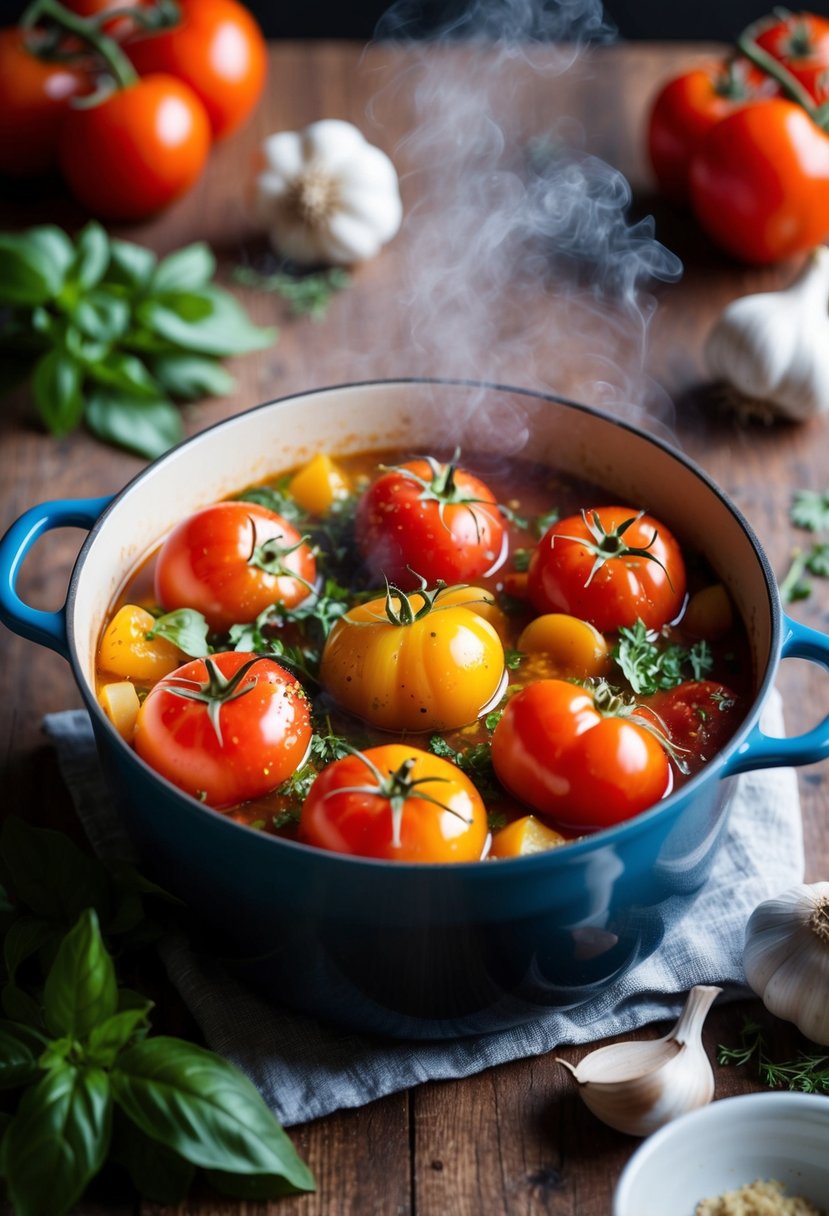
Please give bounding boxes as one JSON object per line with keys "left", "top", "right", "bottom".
{"left": 364, "top": 0, "right": 682, "bottom": 432}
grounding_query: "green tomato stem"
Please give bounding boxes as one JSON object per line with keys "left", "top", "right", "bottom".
{"left": 21, "top": 0, "right": 139, "bottom": 89}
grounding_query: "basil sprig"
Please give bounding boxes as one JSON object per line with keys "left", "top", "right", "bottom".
{"left": 0, "top": 817, "right": 314, "bottom": 1213}
{"left": 0, "top": 224, "right": 275, "bottom": 459}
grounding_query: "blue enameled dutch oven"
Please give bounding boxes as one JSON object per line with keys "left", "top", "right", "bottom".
{"left": 2, "top": 380, "right": 828, "bottom": 1039}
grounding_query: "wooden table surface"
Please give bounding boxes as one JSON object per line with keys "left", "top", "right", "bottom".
{"left": 2, "top": 37, "right": 829, "bottom": 1216}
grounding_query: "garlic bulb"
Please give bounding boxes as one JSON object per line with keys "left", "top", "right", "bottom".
{"left": 744, "top": 882, "right": 829, "bottom": 1045}
{"left": 704, "top": 246, "right": 829, "bottom": 422}
{"left": 255, "top": 119, "right": 403, "bottom": 267}
{"left": 557, "top": 984, "right": 721, "bottom": 1137}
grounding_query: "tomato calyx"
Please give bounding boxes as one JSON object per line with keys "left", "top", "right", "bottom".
{"left": 586, "top": 678, "right": 691, "bottom": 774}
{"left": 737, "top": 16, "right": 829, "bottom": 126}
{"left": 161, "top": 655, "right": 260, "bottom": 746}
{"left": 381, "top": 572, "right": 450, "bottom": 626}
{"left": 713, "top": 58, "right": 761, "bottom": 100}
{"left": 382, "top": 450, "right": 495, "bottom": 541}
{"left": 247, "top": 522, "right": 315, "bottom": 593}
{"left": 21, "top": 0, "right": 139, "bottom": 94}
{"left": 323, "top": 747, "right": 471, "bottom": 849}
{"left": 555, "top": 509, "right": 674, "bottom": 591}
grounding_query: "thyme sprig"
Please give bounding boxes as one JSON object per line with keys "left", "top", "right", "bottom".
{"left": 718, "top": 1017, "right": 829, "bottom": 1094}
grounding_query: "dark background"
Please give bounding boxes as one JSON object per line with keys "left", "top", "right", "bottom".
{"left": 4, "top": 0, "right": 829, "bottom": 41}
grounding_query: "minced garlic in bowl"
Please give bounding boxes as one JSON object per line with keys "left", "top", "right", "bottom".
{"left": 695, "top": 1179, "right": 826, "bottom": 1216}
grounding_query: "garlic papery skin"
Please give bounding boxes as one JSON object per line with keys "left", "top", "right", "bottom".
{"left": 557, "top": 984, "right": 721, "bottom": 1137}
{"left": 704, "top": 246, "right": 829, "bottom": 422}
{"left": 256, "top": 119, "right": 403, "bottom": 267}
{"left": 744, "top": 882, "right": 829, "bottom": 1046}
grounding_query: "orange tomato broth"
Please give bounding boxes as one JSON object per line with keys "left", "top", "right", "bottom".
{"left": 95, "top": 449, "right": 752, "bottom": 849}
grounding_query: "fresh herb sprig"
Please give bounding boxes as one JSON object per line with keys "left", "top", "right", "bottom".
{"left": 779, "top": 490, "right": 829, "bottom": 604}
{"left": 234, "top": 263, "right": 350, "bottom": 320}
{"left": 0, "top": 223, "right": 275, "bottom": 458}
{"left": 718, "top": 1016, "right": 829, "bottom": 1094}
{"left": 0, "top": 816, "right": 314, "bottom": 1213}
{"left": 612, "top": 619, "right": 713, "bottom": 695}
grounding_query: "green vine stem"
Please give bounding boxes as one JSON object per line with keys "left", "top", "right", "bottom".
{"left": 21, "top": 0, "right": 139, "bottom": 88}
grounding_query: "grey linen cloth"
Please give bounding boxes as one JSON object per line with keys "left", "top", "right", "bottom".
{"left": 43, "top": 692, "right": 803, "bottom": 1128}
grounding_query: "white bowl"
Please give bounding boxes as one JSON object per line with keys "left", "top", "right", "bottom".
{"left": 614, "top": 1092, "right": 829, "bottom": 1216}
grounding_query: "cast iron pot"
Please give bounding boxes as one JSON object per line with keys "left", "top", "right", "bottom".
{"left": 2, "top": 380, "right": 828, "bottom": 1039}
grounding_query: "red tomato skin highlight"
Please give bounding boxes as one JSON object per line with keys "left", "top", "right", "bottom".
{"left": 527, "top": 507, "right": 686, "bottom": 633}
{"left": 134, "top": 652, "right": 311, "bottom": 808}
{"left": 355, "top": 460, "right": 506, "bottom": 590}
{"left": 124, "top": 0, "right": 267, "bottom": 139}
{"left": 689, "top": 99, "right": 829, "bottom": 265}
{"left": 299, "top": 745, "right": 488, "bottom": 863}
{"left": 491, "top": 680, "right": 670, "bottom": 833}
{"left": 154, "top": 501, "right": 316, "bottom": 634}
{"left": 58, "top": 74, "right": 210, "bottom": 220}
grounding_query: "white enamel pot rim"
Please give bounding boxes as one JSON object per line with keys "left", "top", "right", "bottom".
{"left": 9, "top": 377, "right": 811, "bottom": 871}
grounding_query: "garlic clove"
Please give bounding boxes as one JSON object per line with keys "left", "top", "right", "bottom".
{"left": 744, "top": 882, "right": 829, "bottom": 1045}
{"left": 704, "top": 246, "right": 829, "bottom": 422}
{"left": 558, "top": 984, "right": 721, "bottom": 1137}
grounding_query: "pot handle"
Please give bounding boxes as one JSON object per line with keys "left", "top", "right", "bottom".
{"left": 721, "top": 615, "right": 829, "bottom": 776}
{"left": 0, "top": 496, "right": 112, "bottom": 660}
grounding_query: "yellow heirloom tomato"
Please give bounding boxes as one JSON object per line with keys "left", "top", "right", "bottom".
{"left": 97, "top": 604, "right": 184, "bottom": 682}
{"left": 320, "top": 579, "right": 507, "bottom": 732}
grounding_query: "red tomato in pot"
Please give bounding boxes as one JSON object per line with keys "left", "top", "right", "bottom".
{"left": 299, "top": 744, "right": 488, "bottom": 862}
{"left": 491, "top": 679, "right": 671, "bottom": 833}
{"left": 0, "top": 28, "right": 91, "bottom": 177}
{"left": 123, "top": 0, "right": 267, "bottom": 139}
{"left": 690, "top": 98, "right": 829, "bottom": 265}
{"left": 155, "top": 501, "right": 317, "bottom": 635}
{"left": 641, "top": 680, "right": 742, "bottom": 776}
{"left": 134, "top": 651, "right": 312, "bottom": 808}
{"left": 527, "top": 506, "right": 686, "bottom": 633}
{"left": 754, "top": 11, "right": 829, "bottom": 103}
{"left": 355, "top": 456, "right": 507, "bottom": 590}
{"left": 648, "top": 58, "right": 778, "bottom": 202}
{"left": 58, "top": 73, "right": 210, "bottom": 220}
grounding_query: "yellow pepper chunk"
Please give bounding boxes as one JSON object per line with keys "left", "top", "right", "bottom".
{"left": 97, "top": 604, "right": 184, "bottom": 682}
{"left": 99, "top": 681, "right": 141, "bottom": 743}
{"left": 518, "top": 613, "right": 610, "bottom": 679}
{"left": 490, "top": 815, "right": 569, "bottom": 859}
{"left": 289, "top": 452, "right": 350, "bottom": 516}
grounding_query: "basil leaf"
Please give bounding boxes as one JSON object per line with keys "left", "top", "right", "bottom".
{"left": 111, "top": 1113, "right": 195, "bottom": 1204}
{"left": 146, "top": 608, "right": 210, "bottom": 657}
{"left": 32, "top": 350, "right": 85, "bottom": 436}
{"left": 105, "top": 239, "right": 157, "bottom": 291}
{"left": 25, "top": 226, "right": 75, "bottom": 285}
{"left": 3, "top": 915, "right": 56, "bottom": 983}
{"left": 43, "top": 909, "right": 117, "bottom": 1040}
{"left": 72, "top": 291, "right": 131, "bottom": 344}
{"left": 150, "top": 352, "right": 235, "bottom": 400}
{"left": 0, "top": 233, "right": 63, "bottom": 306}
{"left": 1, "top": 1065, "right": 112, "bottom": 1216}
{"left": 0, "top": 1021, "right": 46, "bottom": 1090}
{"left": 68, "top": 222, "right": 110, "bottom": 292}
{"left": 152, "top": 242, "right": 216, "bottom": 292}
{"left": 138, "top": 287, "right": 275, "bottom": 355}
{"left": 86, "top": 1008, "right": 151, "bottom": 1067}
{"left": 111, "top": 1037, "right": 315, "bottom": 1190}
{"left": 84, "top": 390, "right": 183, "bottom": 459}
{"left": 0, "top": 817, "right": 109, "bottom": 925}
{"left": 87, "top": 350, "right": 161, "bottom": 399}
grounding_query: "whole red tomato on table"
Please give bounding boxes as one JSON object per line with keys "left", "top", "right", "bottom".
{"left": 647, "top": 58, "right": 778, "bottom": 202}
{"left": 690, "top": 97, "right": 829, "bottom": 265}
{"left": 123, "top": 0, "right": 267, "bottom": 139}
{"left": 0, "top": 27, "right": 90, "bottom": 176}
